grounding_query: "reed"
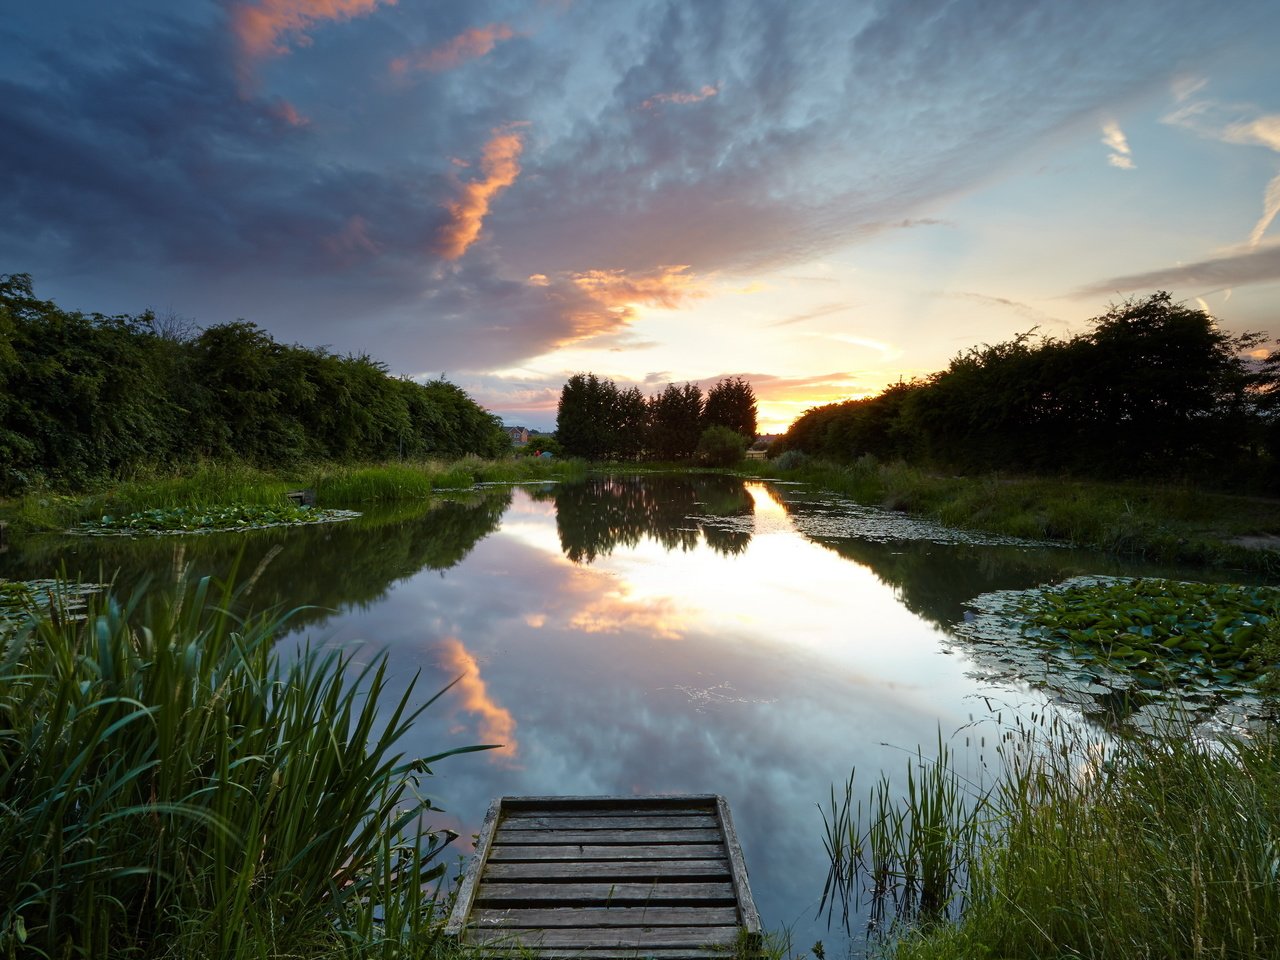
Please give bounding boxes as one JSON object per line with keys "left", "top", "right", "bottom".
{"left": 757, "top": 456, "right": 1280, "bottom": 573}
{"left": 824, "top": 713, "right": 1280, "bottom": 959}
{"left": 0, "top": 572, "right": 490, "bottom": 959}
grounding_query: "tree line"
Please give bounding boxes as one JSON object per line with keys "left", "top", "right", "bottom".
{"left": 774, "top": 293, "right": 1280, "bottom": 489}
{"left": 554, "top": 374, "right": 758, "bottom": 463}
{"left": 0, "top": 273, "right": 510, "bottom": 493}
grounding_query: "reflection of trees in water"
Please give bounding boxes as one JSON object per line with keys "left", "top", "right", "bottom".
{"left": 540, "top": 475, "right": 753, "bottom": 563}
{"left": 4, "top": 490, "right": 513, "bottom": 631}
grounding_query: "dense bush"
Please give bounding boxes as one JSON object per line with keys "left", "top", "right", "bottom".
{"left": 0, "top": 274, "right": 510, "bottom": 493}
{"left": 775, "top": 293, "right": 1277, "bottom": 488}
{"left": 697, "top": 425, "right": 748, "bottom": 466}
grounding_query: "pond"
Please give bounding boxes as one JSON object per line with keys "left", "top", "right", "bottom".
{"left": 0, "top": 474, "right": 1258, "bottom": 953}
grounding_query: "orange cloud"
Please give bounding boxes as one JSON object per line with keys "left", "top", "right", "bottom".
{"left": 391, "top": 23, "right": 515, "bottom": 74}
{"left": 570, "top": 265, "right": 702, "bottom": 310}
{"left": 269, "top": 99, "right": 309, "bottom": 127}
{"left": 640, "top": 85, "right": 718, "bottom": 110}
{"left": 436, "top": 126, "right": 525, "bottom": 260}
{"left": 232, "top": 0, "right": 394, "bottom": 63}
{"left": 438, "top": 637, "right": 518, "bottom": 762}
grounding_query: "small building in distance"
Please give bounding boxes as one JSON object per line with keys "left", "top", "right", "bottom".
{"left": 505, "top": 425, "right": 530, "bottom": 446}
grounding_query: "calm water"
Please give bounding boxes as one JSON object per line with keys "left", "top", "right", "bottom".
{"left": 0, "top": 475, "right": 1236, "bottom": 952}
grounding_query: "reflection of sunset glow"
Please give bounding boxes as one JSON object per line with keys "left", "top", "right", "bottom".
{"left": 745, "top": 482, "right": 788, "bottom": 516}
{"left": 565, "top": 568, "right": 690, "bottom": 641}
{"left": 438, "top": 637, "right": 519, "bottom": 763}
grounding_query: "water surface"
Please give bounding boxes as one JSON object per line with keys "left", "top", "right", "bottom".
{"left": 0, "top": 474, "right": 1238, "bottom": 951}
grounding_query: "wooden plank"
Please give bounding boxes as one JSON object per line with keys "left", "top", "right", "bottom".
{"left": 488, "top": 844, "right": 724, "bottom": 861}
{"left": 475, "top": 881, "right": 736, "bottom": 905}
{"left": 444, "top": 797, "right": 502, "bottom": 938}
{"left": 494, "top": 828, "right": 722, "bottom": 845}
{"left": 484, "top": 859, "right": 729, "bottom": 881}
{"left": 477, "top": 952, "right": 726, "bottom": 959}
{"left": 715, "top": 794, "right": 762, "bottom": 942}
{"left": 503, "top": 806, "right": 715, "bottom": 820}
{"left": 469, "top": 906, "right": 739, "bottom": 928}
{"left": 500, "top": 795, "right": 719, "bottom": 811}
{"left": 498, "top": 814, "right": 718, "bottom": 830}
{"left": 466, "top": 925, "right": 741, "bottom": 948}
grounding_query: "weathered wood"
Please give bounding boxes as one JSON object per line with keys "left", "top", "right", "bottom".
{"left": 488, "top": 843, "right": 724, "bottom": 861}
{"left": 475, "top": 881, "right": 736, "bottom": 905}
{"left": 453, "top": 795, "right": 759, "bottom": 958}
{"left": 477, "top": 953, "right": 725, "bottom": 959}
{"left": 495, "top": 828, "right": 723, "bottom": 845}
{"left": 716, "top": 794, "right": 762, "bottom": 944}
{"left": 466, "top": 926, "right": 741, "bottom": 948}
{"left": 501, "top": 795, "right": 719, "bottom": 811}
{"left": 444, "top": 797, "right": 503, "bottom": 938}
{"left": 469, "top": 906, "right": 739, "bottom": 928}
{"left": 484, "top": 859, "right": 729, "bottom": 881}
{"left": 498, "top": 814, "right": 718, "bottom": 830}
{"left": 284, "top": 488, "right": 315, "bottom": 506}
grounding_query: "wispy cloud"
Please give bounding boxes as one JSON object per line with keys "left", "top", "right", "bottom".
{"left": 391, "top": 23, "right": 515, "bottom": 75}
{"left": 1071, "top": 240, "right": 1280, "bottom": 297}
{"left": 767, "top": 302, "right": 853, "bottom": 328}
{"left": 1101, "top": 120, "right": 1135, "bottom": 169}
{"left": 1163, "top": 92, "right": 1280, "bottom": 246}
{"left": 437, "top": 126, "right": 526, "bottom": 260}
{"left": 639, "top": 85, "right": 719, "bottom": 110}
{"left": 437, "top": 637, "right": 519, "bottom": 763}
{"left": 570, "top": 264, "right": 702, "bottom": 310}
{"left": 231, "top": 0, "right": 393, "bottom": 65}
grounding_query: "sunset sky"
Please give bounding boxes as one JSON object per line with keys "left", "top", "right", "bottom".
{"left": 4, "top": 1, "right": 1280, "bottom": 432}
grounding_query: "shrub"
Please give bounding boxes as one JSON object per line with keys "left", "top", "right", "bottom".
{"left": 696, "top": 425, "right": 747, "bottom": 466}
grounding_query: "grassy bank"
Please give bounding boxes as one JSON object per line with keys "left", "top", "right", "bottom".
{"left": 752, "top": 456, "right": 1280, "bottom": 574}
{"left": 0, "top": 574, "right": 484, "bottom": 959}
{"left": 823, "top": 711, "right": 1280, "bottom": 959}
{"left": 3, "top": 457, "right": 588, "bottom": 534}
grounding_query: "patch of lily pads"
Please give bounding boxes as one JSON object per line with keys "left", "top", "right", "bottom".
{"left": 780, "top": 493, "right": 1056, "bottom": 546}
{"left": 73, "top": 503, "right": 361, "bottom": 536}
{"left": 1, "top": 578, "right": 106, "bottom": 634}
{"left": 953, "top": 576, "right": 1279, "bottom": 731}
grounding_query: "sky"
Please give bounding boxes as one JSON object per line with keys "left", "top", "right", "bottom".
{"left": 3, "top": 1, "right": 1280, "bottom": 432}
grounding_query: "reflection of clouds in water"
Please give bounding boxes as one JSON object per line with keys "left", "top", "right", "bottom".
{"left": 436, "top": 637, "right": 520, "bottom": 766}
{"left": 303, "top": 485, "right": 1061, "bottom": 945}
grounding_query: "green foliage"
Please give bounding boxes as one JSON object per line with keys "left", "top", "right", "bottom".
{"left": 648, "top": 382, "right": 704, "bottom": 461}
{"left": 76, "top": 502, "right": 355, "bottom": 534}
{"left": 697, "top": 424, "right": 748, "bottom": 466}
{"left": 776, "top": 293, "right": 1275, "bottom": 487}
{"left": 874, "top": 719, "right": 1280, "bottom": 960}
{"left": 0, "top": 275, "right": 509, "bottom": 494}
{"left": 1012, "top": 578, "right": 1279, "bottom": 693}
{"left": 0, "top": 574, "right": 487, "bottom": 959}
{"left": 703, "top": 376, "right": 758, "bottom": 440}
{"left": 555, "top": 374, "right": 748, "bottom": 463}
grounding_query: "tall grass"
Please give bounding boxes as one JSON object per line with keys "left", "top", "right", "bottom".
{"left": 757, "top": 455, "right": 1280, "bottom": 573}
{"left": 0, "top": 573, "right": 489, "bottom": 959}
{"left": 823, "top": 714, "right": 1280, "bottom": 959}
{"left": 8, "top": 457, "right": 589, "bottom": 533}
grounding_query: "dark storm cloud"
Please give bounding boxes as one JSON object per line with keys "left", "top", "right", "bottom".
{"left": 2, "top": 0, "right": 1278, "bottom": 372}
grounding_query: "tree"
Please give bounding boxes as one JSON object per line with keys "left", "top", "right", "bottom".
{"left": 648, "top": 383, "right": 703, "bottom": 460}
{"left": 696, "top": 425, "right": 747, "bottom": 466}
{"left": 703, "top": 377, "right": 758, "bottom": 440}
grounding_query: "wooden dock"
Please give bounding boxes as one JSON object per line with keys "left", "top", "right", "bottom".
{"left": 445, "top": 795, "right": 761, "bottom": 959}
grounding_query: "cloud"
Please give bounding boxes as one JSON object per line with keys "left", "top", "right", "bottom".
{"left": 437, "top": 637, "right": 519, "bottom": 762}
{"left": 639, "top": 84, "right": 719, "bottom": 110}
{"left": 1163, "top": 95, "right": 1280, "bottom": 246}
{"left": 391, "top": 23, "right": 515, "bottom": 75}
{"left": 1101, "top": 120, "right": 1134, "bottom": 169}
{"left": 1071, "top": 240, "right": 1280, "bottom": 297}
{"left": 570, "top": 264, "right": 702, "bottom": 310}
{"left": 436, "top": 126, "right": 526, "bottom": 260}
{"left": 767, "top": 301, "right": 854, "bottom": 328}
{"left": 231, "top": 0, "right": 393, "bottom": 63}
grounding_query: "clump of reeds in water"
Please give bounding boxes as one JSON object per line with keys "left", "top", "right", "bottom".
{"left": 0, "top": 573, "right": 490, "bottom": 959}
{"left": 821, "top": 703, "right": 1280, "bottom": 960}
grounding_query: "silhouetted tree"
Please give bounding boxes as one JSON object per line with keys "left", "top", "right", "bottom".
{"left": 648, "top": 383, "right": 703, "bottom": 460}
{"left": 703, "top": 377, "right": 758, "bottom": 440}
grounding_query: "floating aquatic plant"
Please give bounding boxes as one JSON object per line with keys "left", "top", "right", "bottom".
{"left": 73, "top": 503, "right": 361, "bottom": 535}
{"left": 955, "top": 576, "right": 1280, "bottom": 729}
